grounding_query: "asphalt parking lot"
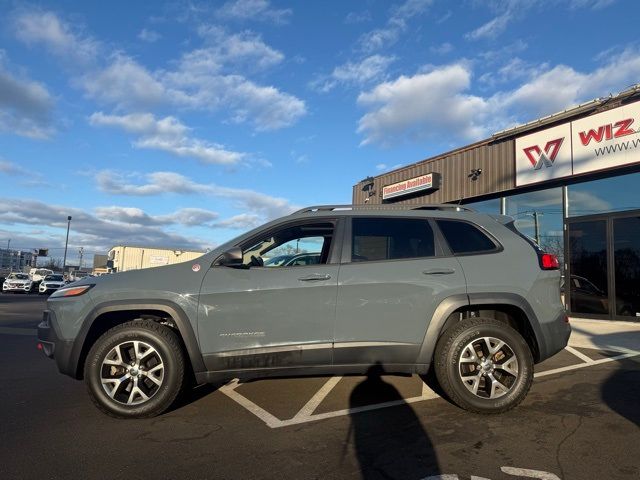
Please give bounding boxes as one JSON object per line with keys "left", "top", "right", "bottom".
{"left": 0, "top": 294, "right": 638, "bottom": 480}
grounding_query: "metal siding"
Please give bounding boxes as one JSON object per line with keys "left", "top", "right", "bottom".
{"left": 353, "top": 139, "right": 515, "bottom": 205}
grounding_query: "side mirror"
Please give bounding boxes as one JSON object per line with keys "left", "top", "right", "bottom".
{"left": 215, "top": 247, "right": 243, "bottom": 267}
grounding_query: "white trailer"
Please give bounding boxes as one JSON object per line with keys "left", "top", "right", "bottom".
{"left": 107, "top": 246, "right": 205, "bottom": 273}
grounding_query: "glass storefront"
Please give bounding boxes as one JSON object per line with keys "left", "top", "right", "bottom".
{"left": 567, "top": 220, "right": 609, "bottom": 315}
{"left": 458, "top": 170, "right": 640, "bottom": 320}
{"left": 613, "top": 216, "right": 640, "bottom": 317}
{"left": 505, "top": 188, "right": 564, "bottom": 272}
{"left": 568, "top": 171, "right": 640, "bottom": 216}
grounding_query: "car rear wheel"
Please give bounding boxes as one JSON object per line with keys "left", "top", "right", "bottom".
{"left": 434, "top": 317, "right": 533, "bottom": 414}
{"left": 84, "top": 319, "right": 185, "bottom": 419}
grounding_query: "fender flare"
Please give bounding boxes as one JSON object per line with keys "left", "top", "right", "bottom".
{"left": 416, "top": 293, "right": 543, "bottom": 365}
{"left": 70, "top": 299, "right": 206, "bottom": 379}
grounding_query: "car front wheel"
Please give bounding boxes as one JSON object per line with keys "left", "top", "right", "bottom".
{"left": 434, "top": 317, "right": 533, "bottom": 414}
{"left": 84, "top": 319, "right": 185, "bottom": 419}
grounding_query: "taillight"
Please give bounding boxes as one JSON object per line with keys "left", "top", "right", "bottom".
{"left": 540, "top": 253, "right": 559, "bottom": 270}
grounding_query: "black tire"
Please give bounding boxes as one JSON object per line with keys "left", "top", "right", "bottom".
{"left": 433, "top": 317, "right": 533, "bottom": 414}
{"left": 84, "top": 319, "right": 185, "bottom": 419}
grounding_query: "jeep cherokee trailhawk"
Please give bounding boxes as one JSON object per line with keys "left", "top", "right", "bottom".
{"left": 38, "top": 204, "right": 570, "bottom": 418}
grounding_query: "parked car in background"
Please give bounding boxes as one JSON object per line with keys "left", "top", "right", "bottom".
{"left": 282, "top": 252, "right": 321, "bottom": 266}
{"left": 263, "top": 254, "right": 294, "bottom": 267}
{"left": 30, "top": 268, "right": 54, "bottom": 283}
{"left": 3, "top": 273, "right": 33, "bottom": 293}
{"left": 39, "top": 274, "right": 66, "bottom": 295}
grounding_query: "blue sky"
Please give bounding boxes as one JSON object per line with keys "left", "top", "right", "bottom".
{"left": 0, "top": 0, "right": 639, "bottom": 264}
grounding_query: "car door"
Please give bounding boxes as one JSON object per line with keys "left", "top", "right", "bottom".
{"left": 334, "top": 215, "right": 466, "bottom": 366}
{"left": 197, "top": 218, "right": 342, "bottom": 372}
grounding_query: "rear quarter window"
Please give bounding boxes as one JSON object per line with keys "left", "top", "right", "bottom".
{"left": 437, "top": 219, "right": 497, "bottom": 254}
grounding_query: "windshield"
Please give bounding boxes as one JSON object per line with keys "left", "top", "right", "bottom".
{"left": 45, "top": 275, "right": 64, "bottom": 281}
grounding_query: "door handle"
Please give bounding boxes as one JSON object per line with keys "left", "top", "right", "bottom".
{"left": 423, "top": 268, "right": 455, "bottom": 275}
{"left": 298, "top": 274, "right": 332, "bottom": 281}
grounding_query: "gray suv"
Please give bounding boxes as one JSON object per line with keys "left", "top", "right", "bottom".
{"left": 37, "top": 204, "right": 570, "bottom": 418}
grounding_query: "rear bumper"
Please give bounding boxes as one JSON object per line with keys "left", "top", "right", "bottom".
{"left": 537, "top": 311, "right": 571, "bottom": 362}
{"left": 37, "top": 310, "right": 78, "bottom": 378}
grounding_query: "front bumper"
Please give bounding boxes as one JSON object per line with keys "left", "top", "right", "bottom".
{"left": 39, "top": 284, "right": 62, "bottom": 293}
{"left": 37, "top": 310, "right": 78, "bottom": 378}
{"left": 3, "top": 284, "right": 32, "bottom": 292}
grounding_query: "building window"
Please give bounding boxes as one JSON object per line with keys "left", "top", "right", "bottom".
{"left": 505, "top": 187, "right": 564, "bottom": 269}
{"left": 568, "top": 171, "right": 640, "bottom": 217}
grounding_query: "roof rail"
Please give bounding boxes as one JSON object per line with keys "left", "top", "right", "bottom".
{"left": 291, "top": 204, "right": 475, "bottom": 215}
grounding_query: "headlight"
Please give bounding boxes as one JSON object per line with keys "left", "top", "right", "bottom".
{"left": 50, "top": 284, "right": 94, "bottom": 298}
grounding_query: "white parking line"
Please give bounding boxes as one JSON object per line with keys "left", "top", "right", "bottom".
{"left": 292, "top": 376, "right": 342, "bottom": 420}
{"left": 534, "top": 350, "right": 639, "bottom": 378}
{"left": 219, "top": 345, "right": 640, "bottom": 429}
{"left": 564, "top": 346, "right": 595, "bottom": 364}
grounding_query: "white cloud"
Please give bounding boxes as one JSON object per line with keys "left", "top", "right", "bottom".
{"left": 0, "top": 198, "right": 211, "bottom": 251}
{"left": 79, "top": 42, "right": 303, "bottom": 131}
{"left": 94, "top": 206, "right": 220, "bottom": 227}
{"left": 13, "top": 11, "right": 304, "bottom": 131}
{"left": 95, "top": 170, "right": 299, "bottom": 220}
{"left": 216, "top": 0, "right": 292, "bottom": 24}
{"left": 194, "top": 26, "right": 285, "bottom": 72}
{"left": 0, "top": 159, "right": 28, "bottom": 175}
{"left": 311, "top": 55, "right": 395, "bottom": 93}
{"left": 345, "top": 11, "right": 372, "bottom": 24}
{"left": 357, "top": 64, "right": 488, "bottom": 145}
{"left": 357, "top": 48, "right": 640, "bottom": 146}
{"left": 80, "top": 55, "right": 167, "bottom": 110}
{"left": 359, "top": 0, "right": 433, "bottom": 52}
{"left": 465, "top": 11, "right": 512, "bottom": 40}
{"left": 89, "top": 112, "right": 246, "bottom": 165}
{"left": 137, "top": 28, "right": 161, "bottom": 43}
{"left": 13, "top": 10, "right": 99, "bottom": 64}
{"left": 430, "top": 42, "right": 453, "bottom": 55}
{"left": 0, "top": 59, "right": 55, "bottom": 139}
{"left": 479, "top": 57, "right": 543, "bottom": 87}
{"left": 466, "top": 0, "right": 617, "bottom": 41}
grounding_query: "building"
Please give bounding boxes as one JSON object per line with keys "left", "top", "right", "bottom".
{"left": 0, "top": 248, "right": 35, "bottom": 273}
{"left": 92, "top": 254, "right": 109, "bottom": 276}
{"left": 107, "top": 245, "right": 205, "bottom": 273}
{"left": 352, "top": 84, "right": 640, "bottom": 321}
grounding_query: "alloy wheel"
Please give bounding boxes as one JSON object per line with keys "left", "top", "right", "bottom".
{"left": 458, "top": 336, "right": 519, "bottom": 399}
{"left": 100, "top": 340, "right": 165, "bottom": 405}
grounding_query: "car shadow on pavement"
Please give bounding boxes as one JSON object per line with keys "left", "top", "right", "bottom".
{"left": 348, "top": 363, "right": 440, "bottom": 479}
{"left": 168, "top": 382, "right": 220, "bottom": 413}
{"left": 601, "top": 356, "right": 640, "bottom": 427}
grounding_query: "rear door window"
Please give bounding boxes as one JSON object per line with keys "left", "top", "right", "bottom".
{"left": 436, "top": 219, "right": 497, "bottom": 254}
{"left": 351, "top": 217, "right": 435, "bottom": 262}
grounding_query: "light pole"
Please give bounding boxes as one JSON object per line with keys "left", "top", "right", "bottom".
{"left": 62, "top": 216, "right": 72, "bottom": 273}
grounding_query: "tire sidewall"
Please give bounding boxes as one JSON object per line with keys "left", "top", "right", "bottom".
{"left": 441, "top": 321, "right": 533, "bottom": 413}
{"left": 85, "top": 325, "right": 181, "bottom": 418}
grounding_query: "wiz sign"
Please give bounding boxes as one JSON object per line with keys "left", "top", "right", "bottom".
{"left": 516, "top": 101, "right": 640, "bottom": 186}
{"left": 523, "top": 138, "right": 564, "bottom": 170}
